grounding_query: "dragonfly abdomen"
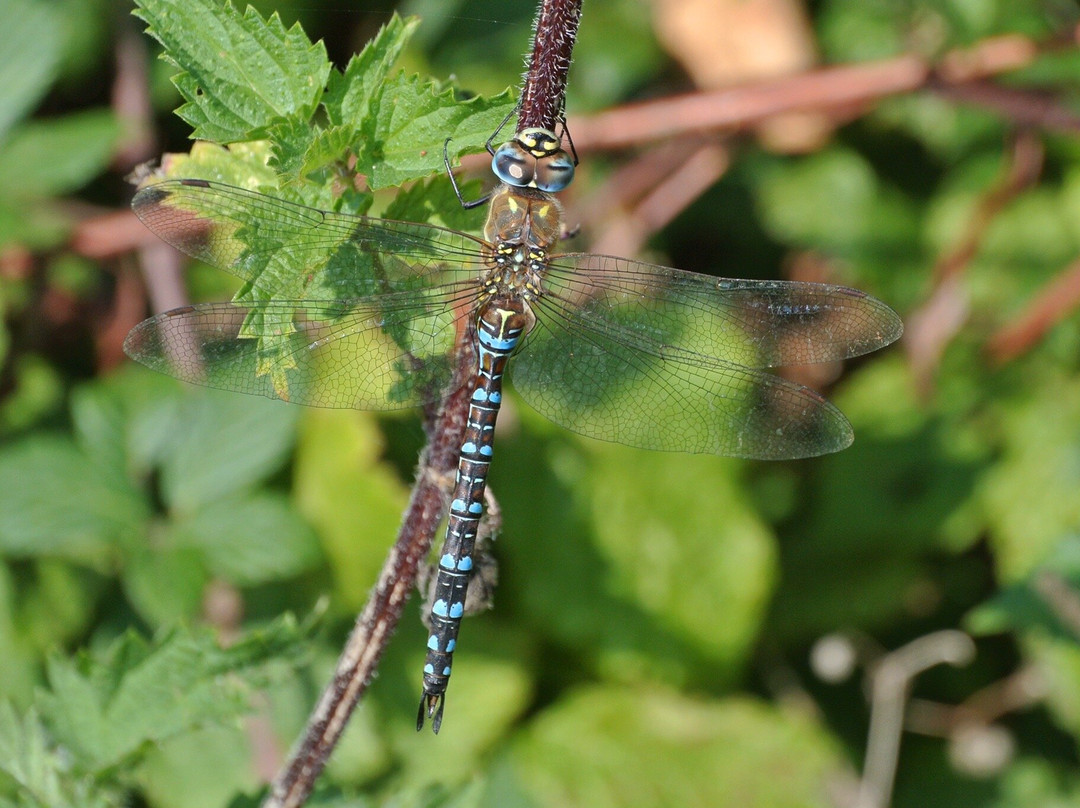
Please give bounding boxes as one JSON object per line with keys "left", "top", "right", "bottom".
{"left": 418, "top": 297, "right": 529, "bottom": 733}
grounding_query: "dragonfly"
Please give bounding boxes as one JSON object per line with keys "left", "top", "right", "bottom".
{"left": 125, "top": 127, "right": 902, "bottom": 733}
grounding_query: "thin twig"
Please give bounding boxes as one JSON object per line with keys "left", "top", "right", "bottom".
{"left": 856, "top": 631, "right": 975, "bottom": 808}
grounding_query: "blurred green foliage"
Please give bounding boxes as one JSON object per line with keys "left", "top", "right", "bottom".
{"left": 2, "top": 0, "right": 1080, "bottom": 806}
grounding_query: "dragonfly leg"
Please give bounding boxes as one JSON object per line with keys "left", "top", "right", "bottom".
{"left": 443, "top": 137, "right": 493, "bottom": 210}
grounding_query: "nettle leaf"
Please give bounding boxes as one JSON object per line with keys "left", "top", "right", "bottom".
{"left": 0, "top": 703, "right": 115, "bottom": 808}
{"left": 134, "top": 0, "right": 331, "bottom": 143}
{"left": 322, "top": 14, "right": 515, "bottom": 189}
{"left": 268, "top": 119, "right": 357, "bottom": 183}
{"left": 157, "top": 140, "right": 278, "bottom": 188}
{"left": 362, "top": 75, "right": 514, "bottom": 189}
{"left": 382, "top": 174, "right": 488, "bottom": 233}
{"left": 37, "top": 620, "right": 306, "bottom": 772}
{"left": 322, "top": 14, "right": 419, "bottom": 128}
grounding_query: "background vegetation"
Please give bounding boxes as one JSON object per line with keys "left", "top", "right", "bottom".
{"left": 2, "top": 0, "right": 1080, "bottom": 806}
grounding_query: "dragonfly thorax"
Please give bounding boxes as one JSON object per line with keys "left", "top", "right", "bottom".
{"left": 483, "top": 185, "right": 562, "bottom": 254}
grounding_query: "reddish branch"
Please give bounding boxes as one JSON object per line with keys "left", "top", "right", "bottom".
{"left": 987, "top": 258, "right": 1080, "bottom": 364}
{"left": 517, "top": 0, "right": 582, "bottom": 132}
{"left": 567, "top": 28, "right": 1080, "bottom": 152}
{"left": 905, "top": 132, "right": 1044, "bottom": 392}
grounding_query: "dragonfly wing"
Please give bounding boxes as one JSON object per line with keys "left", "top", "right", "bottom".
{"left": 512, "top": 294, "right": 854, "bottom": 459}
{"left": 124, "top": 298, "right": 468, "bottom": 410}
{"left": 543, "top": 254, "right": 903, "bottom": 369}
{"left": 132, "top": 179, "right": 489, "bottom": 301}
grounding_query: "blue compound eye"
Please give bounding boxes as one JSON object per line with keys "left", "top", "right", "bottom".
{"left": 533, "top": 151, "right": 575, "bottom": 192}
{"left": 492, "top": 142, "right": 535, "bottom": 187}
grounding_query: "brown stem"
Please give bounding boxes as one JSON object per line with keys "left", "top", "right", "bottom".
{"left": 263, "top": 377, "right": 472, "bottom": 808}
{"left": 518, "top": 0, "right": 583, "bottom": 132}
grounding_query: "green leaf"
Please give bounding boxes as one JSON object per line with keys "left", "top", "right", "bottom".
{"left": 158, "top": 389, "right": 299, "bottom": 514}
{"left": 122, "top": 543, "right": 208, "bottom": 628}
{"left": 268, "top": 121, "right": 359, "bottom": 185}
{"left": 0, "top": 436, "right": 146, "bottom": 563}
{"left": 0, "top": 565, "right": 38, "bottom": 706}
{"left": 0, "top": 111, "right": 120, "bottom": 200}
{"left": 293, "top": 410, "right": 408, "bottom": 610}
{"left": 382, "top": 173, "right": 488, "bottom": 233}
{"left": 976, "top": 374, "right": 1080, "bottom": 580}
{"left": 492, "top": 688, "right": 843, "bottom": 808}
{"left": 174, "top": 492, "right": 322, "bottom": 586}
{"left": 0, "top": 702, "right": 115, "bottom": 808}
{"left": 69, "top": 367, "right": 183, "bottom": 484}
{"left": 364, "top": 76, "right": 514, "bottom": 189}
{"left": 497, "top": 428, "right": 775, "bottom": 686}
{"left": 37, "top": 620, "right": 306, "bottom": 771}
{"left": 322, "top": 14, "right": 419, "bottom": 129}
{"left": 755, "top": 148, "right": 918, "bottom": 257}
{"left": 134, "top": 0, "right": 331, "bottom": 143}
{"left": 582, "top": 445, "right": 775, "bottom": 675}
{"left": 968, "top": 536, "right": 1080, "bottom": 641}
{"left": 136, "top": 723, "right": 257, "bottom": 808}
{"left": 389, "top": 641, "right": 533, "bottom": 788}
{"left": 156, "top": 139, "right": 278, "bottom": 188}
{"left": 0, "top": 0, "right": 63, "bottom": 142}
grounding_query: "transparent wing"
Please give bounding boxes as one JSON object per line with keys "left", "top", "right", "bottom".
{"left": 509, "top": 254, "right": 902, "bottom": 459}
{"left": 123, "top": 297, "right": 471, "bottom": 410}
{"left": 541, "top": 254, "right": 903, "bottom": 369}
{"left": 131, "top": 179, "right": 490, "bottom": 301}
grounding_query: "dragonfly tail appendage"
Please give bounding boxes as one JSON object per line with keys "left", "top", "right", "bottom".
{"left": 417, "top": 690, "right": 446, "bottom": 734}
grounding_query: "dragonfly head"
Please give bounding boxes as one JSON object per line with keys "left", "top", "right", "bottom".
{"left": 491, "top": 127, "right": 575, "bottom": 193}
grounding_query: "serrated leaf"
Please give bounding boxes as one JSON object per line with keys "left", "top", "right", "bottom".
{"left": 134, "top": 0, "right": 331, "bottom": 143}
{"left": 269, "top": 120, "right": 357, "bottom": 183}
{"left": 174, "top": 492, "right": 322, "bottom": 586}
{"left": 38, "top": 620, "right": 306, "bottom": 771}
{"left": 382, "top": 174, "right": 488, "bottom": 233}
{"left": 495, "top": 688, "right": 843, "bottom": 808}
{"left": 0, "top": 702, "right": 114, "bottom": 808}
{"left": 323, "top": 14, "right": 419, "bottom": 128}
{"left": 0, "top": 0, "right": 63, "bottom": 142}
{"left": 156, "top": 140, "right": 278, "bottom": 188}
{"left": 0, "top": 111, "right": 120, "bottom": 200}
{"left": 363, "top": 76, "right": 514, "bottom": 189}
{"left": 0, "top": 436, "right": 146, "bottom": 563}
